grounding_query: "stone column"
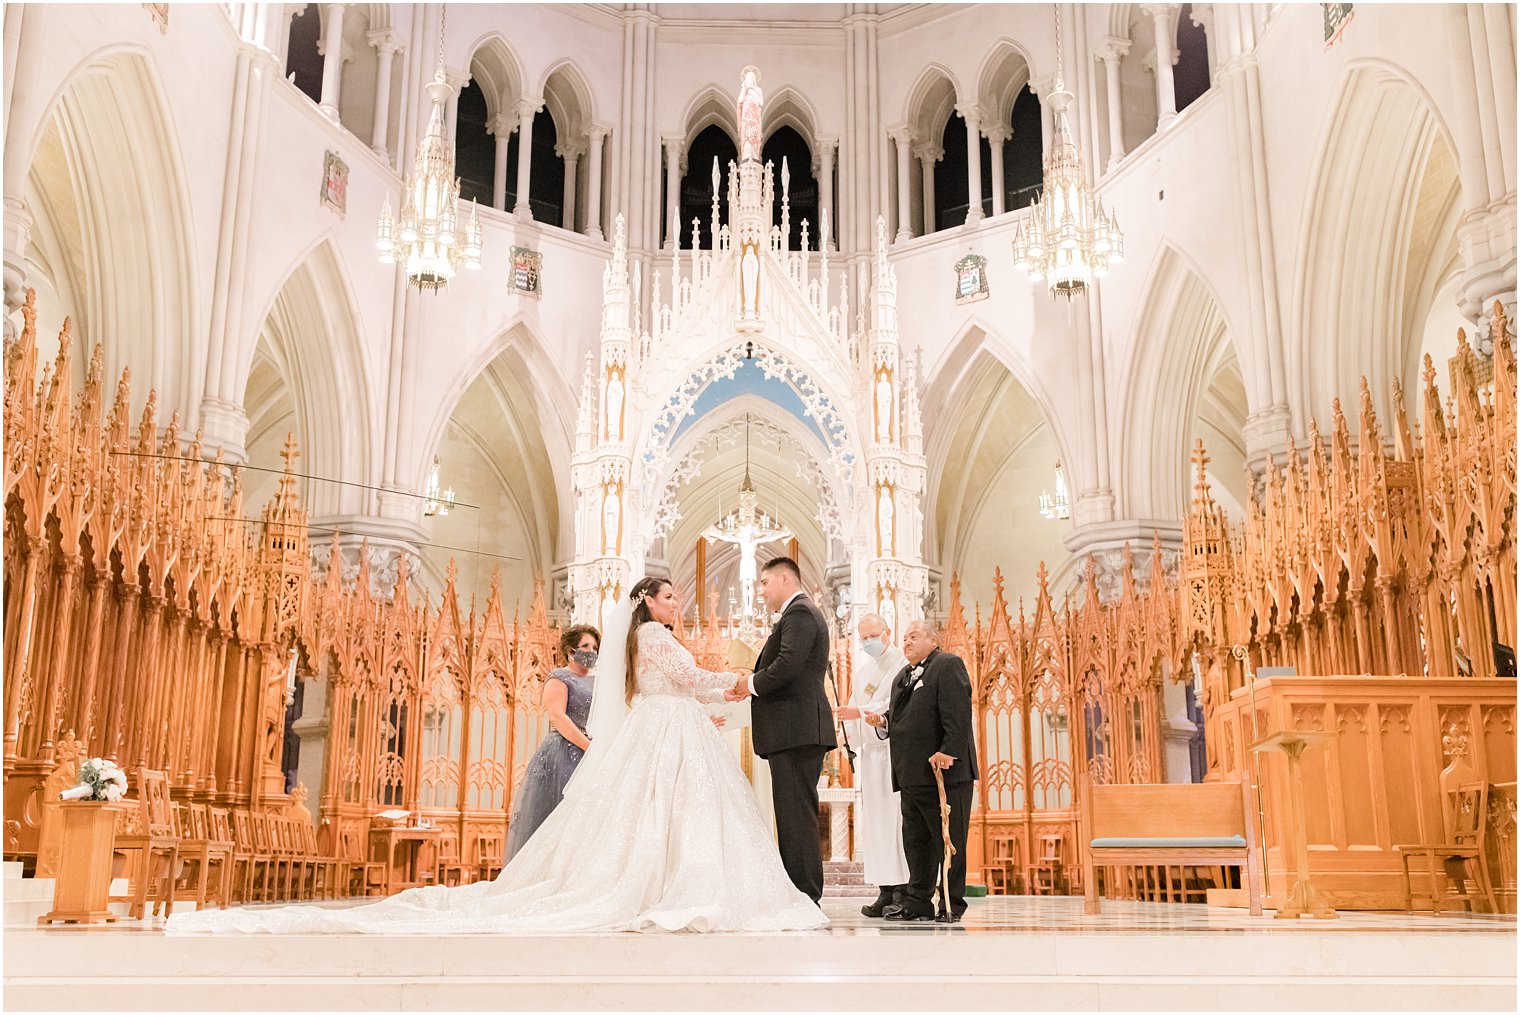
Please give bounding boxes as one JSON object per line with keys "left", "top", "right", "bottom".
{"left": 488, "top": 115, "right": 512, "bottom": 212}
{"left": 984, "top": 124, "right": 1010, "bottom": 215}
{"left": 585, "top": 123, "right": 609, "bottom": 240}
{"left": 366, "top": 31, "right": 400, "bottom": 159}
{"left": 1141, "top": 3, "right": 1180, "bottom": 129}
{"left": 887, "top": 126, "right": 916, "bottom": 241}
{"left": 558, "top": 138, "right": 585, "bottom": 232}
{"left": 662, "top": 134, "right": 683, "bottom": 248}
{"left": 1030, "top": 77, "right": 1055, "bottom": 158}
{"left": 444, "top": 70, "right": 468, "bottom": 143}
{"left": 1097, "top": 38, "right": 1131, "bottom": 168}
{"left": 913, "top": 142, "right": 942, "bottom": 234}
{"left": 815, "top": 134, "right": 838, "bottom": 249}
{"left": 317, "top": 3, "right": 346, "bottom": 121}
{"left": 957, "top": 103, "right": 984, "bottom": 224}
{"left": 513, "top": 96, "right": 544, "bottom": 219}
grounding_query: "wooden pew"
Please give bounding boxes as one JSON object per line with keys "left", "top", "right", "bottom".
{"left": 1080, "top": 771, "right": 1263, "bottom": 916}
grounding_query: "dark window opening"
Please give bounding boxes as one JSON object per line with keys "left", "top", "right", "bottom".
{"left": 677, "top": 124, "right": 738, "bottom": 248}
{"left": 1174, "top": 3, "right": 1212, "bottom": 113}
{"left": 761, "top": 125, "right": 817, "bottom": 250}
{"left": 285, "top": 4, "right": 323, "bottom": 105}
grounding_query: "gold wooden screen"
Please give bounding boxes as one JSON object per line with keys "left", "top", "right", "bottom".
{"left": 3, "top": 288, "right": 1514, "bottom": 904}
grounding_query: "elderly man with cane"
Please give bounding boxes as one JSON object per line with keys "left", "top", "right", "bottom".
{"left": 862, "top": 620, "right": 977, "bottom": 923}
{"left": 833, "top": 613, "right": 910, "bottom": 917}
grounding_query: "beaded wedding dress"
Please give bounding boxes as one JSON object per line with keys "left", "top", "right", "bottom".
{"left": 166, "top": 618, "right": 826, "bottom": 935}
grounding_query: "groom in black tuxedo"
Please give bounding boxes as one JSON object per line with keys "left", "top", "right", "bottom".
{"left": 727, "top": 556, "right": 835, "bottom": 904}
{"left": 864, "top": 620, "right": 977, "bottom": 922}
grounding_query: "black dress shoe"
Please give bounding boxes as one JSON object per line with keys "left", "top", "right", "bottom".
{"left": 883, "top": 905, "right": 932, "bottom": 922}
{"left": 934, "top": 912, "right": 961, "bottom": 924}
{"left": 861, "top": 887, "right": 895, "bottom": 918}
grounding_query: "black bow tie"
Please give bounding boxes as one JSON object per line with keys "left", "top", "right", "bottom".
{"left": 900, "top": 664, "right": 923, "bottom": 689}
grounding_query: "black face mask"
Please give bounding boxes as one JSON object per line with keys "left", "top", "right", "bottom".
{"left": 572, "top": 649, "right": 598, "bottom": 669}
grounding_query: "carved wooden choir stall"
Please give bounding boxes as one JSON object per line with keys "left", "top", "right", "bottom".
{"left": 3, "top": 290, "right": 1515, "bottom": 915}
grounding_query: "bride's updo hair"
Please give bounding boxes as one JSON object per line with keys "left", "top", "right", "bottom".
{"left": 624, "top": 576, "right": 672, "bottom": 704}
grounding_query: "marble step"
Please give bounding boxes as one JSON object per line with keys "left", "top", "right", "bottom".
{"left": 5, "top": 879, "right": 134, "bottom": 925}
{"left": 3, "top": 907, "right": 1513, "bottom": 1012}
{"left": 3, "top": 860, "right": 24, "bottom": 880}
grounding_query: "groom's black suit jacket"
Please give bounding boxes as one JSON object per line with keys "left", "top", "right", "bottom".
{"left": 749, "top": 594, "right": 836, "bottom": 758}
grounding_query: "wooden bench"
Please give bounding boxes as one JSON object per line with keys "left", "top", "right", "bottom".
{"left": 1080, "top": 771, "right": 1263, "bottom": 916}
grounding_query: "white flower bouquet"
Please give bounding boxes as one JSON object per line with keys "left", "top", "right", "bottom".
{"left": 59, "top": 758, "right": 129, "bottom": 802}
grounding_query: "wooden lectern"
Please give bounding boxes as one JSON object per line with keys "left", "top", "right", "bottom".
{"left": 1251, "top": 729, "right": 1338, "bottom": 919}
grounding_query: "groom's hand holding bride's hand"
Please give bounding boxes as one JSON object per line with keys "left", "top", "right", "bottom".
{"left": 723, "top": 672, "right": 752, "bottom": 702}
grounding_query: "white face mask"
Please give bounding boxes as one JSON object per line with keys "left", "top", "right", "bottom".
{"left": 860, "top": 636, "right": 886, "bottom": 658}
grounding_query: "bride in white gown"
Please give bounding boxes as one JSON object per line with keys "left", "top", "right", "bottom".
{"left": 167, "top": 577, "right": 827, "bottom": 935}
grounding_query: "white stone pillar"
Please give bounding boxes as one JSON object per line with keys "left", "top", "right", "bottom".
{"left": 957, "top": 103, "right": 984, "bottom": 224}
{"left": 662, "top": 134, "right": 683, "bottom": 248}
{"left": 914, "top": 142, "right": 942, "bottom": 234}
{"left": 513, "top": 96, "right": 544, "bottom": 219}
{"left": 444, "top": 71, "right": 468, "bottom": 143}
{"left": 1142, "top": 3, "right": 1180, "bottom": 129}
{"left": 1030, "top": 77, "right": 1055, "bottom": 159}
{"left": 367, "top": 31, "right": 400, "bottom": 158}
{"left": 1097, "top": 38, "right": 1131, "bottom": 169}
{"left": 585, "top": 124, "right": 609, "bottom": 240}
{"left": 317, "top": 3, "right": 345, "bottom": 120}
{"left": 815, "top": 135, "right": 838, "bottom": 249}
{"left": 488, "top": 114, "right": 512, "bottom": 212}
{"left": 888, "top": 126, "right": 916, "bottom": 241}
{"left": 558, "top": 138, "right": 585, "bottom": 232}
{"left": 984, "top": 124, "right": 1009, "bottom": 215}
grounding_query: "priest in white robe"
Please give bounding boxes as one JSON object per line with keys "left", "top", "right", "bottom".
{"left": 834, "top": 613, "right": 911, "bottom": 916}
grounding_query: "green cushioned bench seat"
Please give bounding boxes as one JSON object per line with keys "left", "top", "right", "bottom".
{"left": 1089, "top": 835, "right": 1247, "bottom": 849}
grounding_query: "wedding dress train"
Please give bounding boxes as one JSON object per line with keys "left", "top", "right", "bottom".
{"left": 166, "top": 622, "right": 827, "bottom": 934}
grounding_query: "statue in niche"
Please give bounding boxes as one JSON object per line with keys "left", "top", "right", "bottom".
{"left": 602, "top": 488, "right": 620, "bottom": 554}
{"left": 605, "top": 370, "right": 624, "bottom": 441}
{"left": 878, "top": 487, "right": 895, "bottom": 555}
{"left": 740, "top": 244, "right": 760, "bottom": 318}
{"left": 874, "top": 371, "right": 893, "bottom": 443}
{"left": 737, "top": 66, "right": 764, "bottom": 163}
{"left": 880, "top": 596, "right": 897, "bottom": 636}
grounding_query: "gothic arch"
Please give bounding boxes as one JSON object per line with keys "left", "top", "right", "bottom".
{"left": 921, "top": 326, "right": 1071, "bottom": 607}
{"left": 466, "top": 32, "right": 526, "bottom": 123}
{"left": 762, "top": 86, "right": 818, "bottom": 148}
{"left": 415, "top": 321, "right": 571, "bottom": 605}
{"left": 976, "top": 38, "right": 1036, "bottom": 127}
{"left": 903, "top": 63, "right": 962, "bottom": 143}
{"left": 682, "top": 83, "right": 739, "bottom": 146}
{"left": 540, "top": 59, "right": 595, "bottom": 138}
{"left": 1119, "top": 244, "right": 1249, "bottom": 521}
{"left": 1292, "top": 60, "right": 1462, "bottom": 429}
{"left": 658, "top": 396, "right": 841, "bottom": 603}
{"left": 635, "top": 336, "right": 863, "bottom": 492}
{"left": 23, "top": 46, "right": 198, "bottom": 413}
{"left": 240, "top": 238, "right": 374, "bottom": 515}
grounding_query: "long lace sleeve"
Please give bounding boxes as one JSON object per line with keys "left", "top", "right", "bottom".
{"left": 637, "top": 624, "right": 734, "bottom": 697}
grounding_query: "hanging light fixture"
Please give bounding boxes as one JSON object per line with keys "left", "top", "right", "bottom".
{"left": 423, "top": 456, "right": 456, "bottom": 517}
{"left": 1038, "top": 462, "right": 1070, "bottom": 520}
{"left": 376, "top": 4, "right": 481, "bottom": 291}
{"left": 1010, "top": 4, "right": 1122, "bottom": 299}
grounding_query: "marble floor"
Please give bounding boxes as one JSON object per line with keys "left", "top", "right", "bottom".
{"left": 4, "top": 895, "right": 1515, "bottom": 1011}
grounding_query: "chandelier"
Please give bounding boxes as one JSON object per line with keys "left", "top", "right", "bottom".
{"left": 376, "top": 4, "right": 481, "bottom": 291}
{"left": 423, "top": 457, "right": 456, "bottom": 517}
{"left": 1038, "top": 462, "right": 1070, "bottom": 520}
{"left": 1010, "top": 5, "right": 1122, "bottom": 299}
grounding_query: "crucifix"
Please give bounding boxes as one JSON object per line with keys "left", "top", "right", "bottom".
{"left": 701, "top": 414, "right": 792, "bottom": 639}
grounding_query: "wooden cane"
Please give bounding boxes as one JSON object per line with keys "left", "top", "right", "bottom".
{"left": 933, "top": 765, "right": 955, "bottom": 920}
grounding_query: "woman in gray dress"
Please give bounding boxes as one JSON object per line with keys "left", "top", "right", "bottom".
{"left": 504, "top": 624, "right": 599, "bottom": 860}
